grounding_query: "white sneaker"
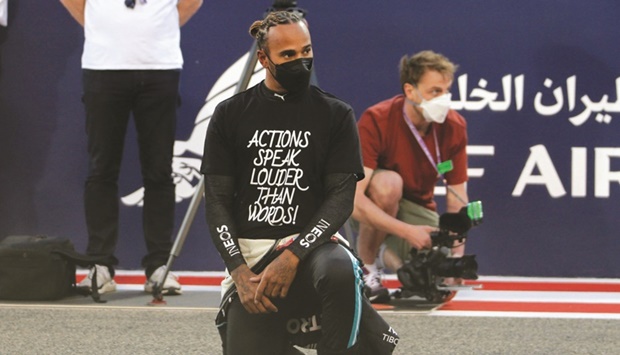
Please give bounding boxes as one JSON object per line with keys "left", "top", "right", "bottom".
{"left": 362, "top": 266, "right": 390, "bottom": 303}
{"left": 78, "top": 264, "right": 117, "bottom": 294}
{"left": 144, "top": 265, "right": 182, "bottom": 295}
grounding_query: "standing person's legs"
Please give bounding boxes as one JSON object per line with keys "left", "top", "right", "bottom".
{"left": 82, "top": 69, "right": 133, "bottom": 267}
{"left": 132, "top": 70, "right": 179, "bottom": 276}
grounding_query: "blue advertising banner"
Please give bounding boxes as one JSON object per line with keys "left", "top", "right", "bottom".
{"left": 0, "top": 1, "right": 618, "bottom": 277}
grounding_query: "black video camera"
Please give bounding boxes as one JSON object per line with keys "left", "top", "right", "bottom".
{"left": 396, "top": 201, "right": 483, "bottom": 302}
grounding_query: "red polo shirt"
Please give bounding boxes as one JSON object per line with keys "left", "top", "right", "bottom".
{"left": 358, "top": 95, "right": 468, "bottom": 211}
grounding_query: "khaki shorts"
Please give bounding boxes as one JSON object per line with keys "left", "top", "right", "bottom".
{"left": 384, "top": 199, "right": 439, "bottom": 262}
{"left": 349, "top": 198, "right": 438, "bottom": 263}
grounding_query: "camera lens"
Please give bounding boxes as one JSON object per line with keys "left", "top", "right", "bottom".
{"left": 434, "top": 255, "right": 478, "bottom": 279}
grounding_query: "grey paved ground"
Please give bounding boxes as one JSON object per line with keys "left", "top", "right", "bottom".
{"left": 1, "top": 290, "right": 619, "bottom": 354}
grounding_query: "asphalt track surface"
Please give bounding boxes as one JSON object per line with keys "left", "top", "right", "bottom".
{"left": 1, "top": 272, "right": 619, "bottom": 355}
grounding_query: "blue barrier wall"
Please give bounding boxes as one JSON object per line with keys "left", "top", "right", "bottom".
{"left": 1, "top": 1, "right": 618, "bottom": 277}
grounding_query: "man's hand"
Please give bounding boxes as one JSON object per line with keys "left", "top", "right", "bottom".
{"left": 230, "top": 264, "right": 278, "bottom": 314}
{"left": 251, "top": 249, "right": 299, "bottom": 303}
{"left": 403, "top": 224, "right": 434, "bottom": 250}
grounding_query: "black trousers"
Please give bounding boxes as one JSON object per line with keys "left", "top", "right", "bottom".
{"left": 81, "top": 69, "right": 179, "bottom": 275}
{"left": 223, "top": 243, "right": 398, "bottom": 355}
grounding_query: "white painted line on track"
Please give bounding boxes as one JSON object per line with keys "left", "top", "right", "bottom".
{"left": 431, "top": 310, "right": 620, "bottom": 320}
{"left": 453, "top": 290, "right": 620, "bottom": 303}
{"left": 0, "top": 303, "right": 220, "bottom": 311}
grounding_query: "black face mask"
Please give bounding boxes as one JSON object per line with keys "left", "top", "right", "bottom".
{"left": 267, "top": 57, "right": 314, "bottom": 94}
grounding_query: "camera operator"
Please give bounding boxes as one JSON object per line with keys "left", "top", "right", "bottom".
{"left": 352, "top": 50, "right": 469, "bottom": 302}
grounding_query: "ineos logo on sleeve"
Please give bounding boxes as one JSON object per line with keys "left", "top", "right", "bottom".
{"left": 299, "top": 219, "right": 330, "bottom": 248}
{"left": 216, "top": 225, "right": 240, "bottom": 257}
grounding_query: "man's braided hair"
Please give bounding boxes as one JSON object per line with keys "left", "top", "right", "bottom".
{"left": 249, "top": 11, "right": 304, "bottom": 53}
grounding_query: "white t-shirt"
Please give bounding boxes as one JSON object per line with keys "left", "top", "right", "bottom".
{"left": 82, "top": 0, "right": 183, "bottom": 70}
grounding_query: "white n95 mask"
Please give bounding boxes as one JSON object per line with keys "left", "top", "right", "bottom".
{"left": 419, "top": 93, "right": 452, "bottom": 124}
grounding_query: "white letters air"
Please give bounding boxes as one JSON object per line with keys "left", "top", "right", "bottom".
{"left": 512, "top": 145, "right": 620, "bottom": 198}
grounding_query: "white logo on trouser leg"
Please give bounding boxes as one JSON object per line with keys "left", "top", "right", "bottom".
{"left": 286, "top": 315, "right": 321, "bottom": 334}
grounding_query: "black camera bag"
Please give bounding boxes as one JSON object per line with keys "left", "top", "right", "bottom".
{"left": 0, "top": 235, "right": 105, "bottom": 301}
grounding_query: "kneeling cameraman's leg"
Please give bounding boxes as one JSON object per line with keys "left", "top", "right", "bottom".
{"left": 385, "top": 198, "right": 439, "bottom": 264}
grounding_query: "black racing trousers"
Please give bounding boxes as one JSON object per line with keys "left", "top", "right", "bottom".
{"left": 81, "top": 69, "right": 179, "bottom": 275}
{"left": 223, "top": 242, "right": 398, "bottom": 355}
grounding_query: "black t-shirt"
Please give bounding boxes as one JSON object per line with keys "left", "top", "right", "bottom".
{"left": 201, "top": 82, "right": 363, "bottom": 240}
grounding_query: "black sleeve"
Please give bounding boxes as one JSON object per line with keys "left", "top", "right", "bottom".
{"left": 325, "top": 107, "right": 365, "bottom": 180}
{"left": 287, "top": 172, "right": 357, "bottom": 260}
{"left": 203, "top": 174, "right": 246, "bottom": 272}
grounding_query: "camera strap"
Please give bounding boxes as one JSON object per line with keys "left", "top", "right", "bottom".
{"left": 402, "top": 107, "right": 442, "bottom": 177}
{"left": 402, "top": 107, "right": 468, "bottom": 205}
